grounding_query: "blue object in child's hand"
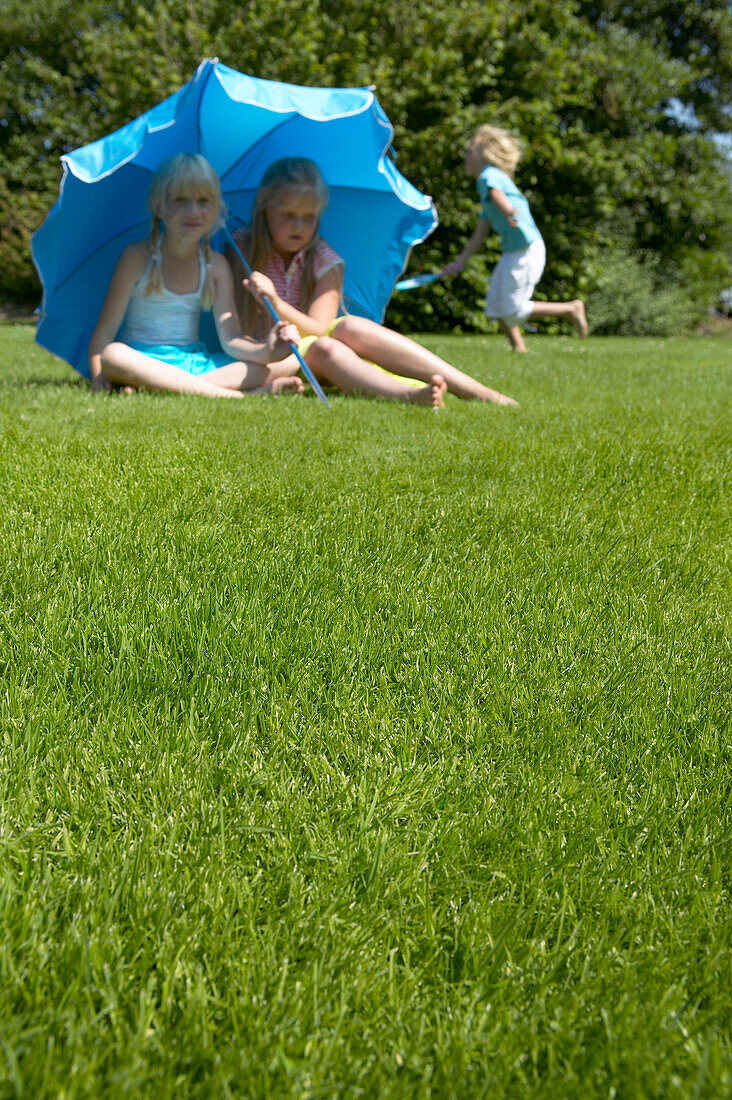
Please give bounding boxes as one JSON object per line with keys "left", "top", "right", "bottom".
{"left": 394, "top": 272, "right": 441, "bottom": 291}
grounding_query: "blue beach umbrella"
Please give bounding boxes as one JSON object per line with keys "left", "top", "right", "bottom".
{"left": 31, "top": 58, "right": 437, "bottom": 380}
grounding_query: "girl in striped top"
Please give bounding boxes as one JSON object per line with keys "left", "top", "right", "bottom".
{"left": 229, "top": 157, "right": 516, "bottom": 407}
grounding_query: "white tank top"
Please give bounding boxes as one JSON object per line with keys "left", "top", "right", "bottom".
{"left": 118, "top": 248, "right": 208, "bottom": 346}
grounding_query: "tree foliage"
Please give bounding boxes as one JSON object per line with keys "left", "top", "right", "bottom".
{"left": 1, "top": 0, "right": 730, "bottom": 332}
{"left": 576, "top": 0, "right": 732, "bottom": 131}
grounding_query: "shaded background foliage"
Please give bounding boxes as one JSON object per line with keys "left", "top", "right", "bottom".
{"left": 1, "top": 0, "right": 730, "bottom": 333}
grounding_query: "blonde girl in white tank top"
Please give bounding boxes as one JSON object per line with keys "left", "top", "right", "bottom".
{"left": 88, "top": 153, "right": 303, "bottom": 398}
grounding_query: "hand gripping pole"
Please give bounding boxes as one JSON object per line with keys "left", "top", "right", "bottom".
{"left": 223, "top": 227, "right": 330, "bottom": 407}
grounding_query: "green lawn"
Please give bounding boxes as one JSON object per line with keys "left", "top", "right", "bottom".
{"left": 0, "top": 327, "right": 730, "bottom": 1098}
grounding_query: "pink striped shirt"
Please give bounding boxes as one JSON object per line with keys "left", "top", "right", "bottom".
{"left": 263, "top": 238, "right": 344, "bottom": 311}
{"left": 232, "top": 230, "right": 344, "bottom": 323}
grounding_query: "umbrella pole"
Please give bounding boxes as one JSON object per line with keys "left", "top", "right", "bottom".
{"left": 223, "top": 227, "right": 331, "bottom": 407}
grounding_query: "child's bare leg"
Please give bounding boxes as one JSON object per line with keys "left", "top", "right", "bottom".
{"left": 102, "top": 343, "right": 245, "bottom": 397}
{"left": 103, "top": 345, "right": 302, "bottom": 397}
{"left": 306, "top": 336, "right": 445, "bottom": 406}
{"left": 331, "top": 316, "right": 515, "bottom": 403}
{"left": 529, "top": 300, "right": 588, "bottom": 337}
{"left": 205, "top": 360, "right": 303, "bottom": 395}
{"left": 499, "top": 320, "right": 528, "bottom": 353}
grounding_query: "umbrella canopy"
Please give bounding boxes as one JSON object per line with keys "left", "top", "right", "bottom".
{"left": 31, "top": 58, "right": 437, "bottom": 379}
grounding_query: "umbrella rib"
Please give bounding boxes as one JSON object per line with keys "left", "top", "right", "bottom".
{"left": 219, "top": 113, "right": 307, "bottom": 192}
{"left": 196, "top": 60, "right": 216, "bottom": 162}
{"left": 48, "top": 219, "right": 149, "bottom": 296}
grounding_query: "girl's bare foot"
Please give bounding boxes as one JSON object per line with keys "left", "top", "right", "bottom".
{"left": 492, "top": 391, "right": 519, "bottom": 407}
{"left": 250, "top": 376, "right": 306, "bottom": 398}
{"left": 474, "top": 383, "right": 519, "bottom": 406}
{"left": 260, "top": 376, "right": 304, "bottom": 396}
{"left": 570, "top": 299, "right": 589, "bottom": 337}
{"left": 411, "top": 373, "right": 447, "bottom": 409}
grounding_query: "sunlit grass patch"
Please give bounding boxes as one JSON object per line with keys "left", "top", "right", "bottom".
{"left": 1, "top": 328, "right": 730, "bottom": 1097}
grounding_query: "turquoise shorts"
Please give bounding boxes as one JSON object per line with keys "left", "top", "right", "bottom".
{"left": 128, "top": 341, "right": 234, "bottom": 376}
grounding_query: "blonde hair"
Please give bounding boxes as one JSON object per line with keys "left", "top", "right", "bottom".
{"left": 470, "top": 125, "right": 523, "bottom": 177}
{"left": 146, "top": 153, "right": 225, "bottom": 309}
{"left": 237, "top": 157, "right": 329, "bottom": 336}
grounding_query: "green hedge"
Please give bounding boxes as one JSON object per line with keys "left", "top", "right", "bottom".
{"left": 1, "top": 0, "right": 730, "bottom": 333}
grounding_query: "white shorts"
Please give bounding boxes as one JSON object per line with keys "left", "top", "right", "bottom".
{"left": 484, "top": 238, "right": 546, "bottom": 325}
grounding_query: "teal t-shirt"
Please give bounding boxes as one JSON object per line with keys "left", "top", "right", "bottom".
{"left": 477, "top": 165, "right": 542, "bottom": 252}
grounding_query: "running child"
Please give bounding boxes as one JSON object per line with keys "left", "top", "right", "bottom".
{"left": 89, "top": 153, "right": 303, "bottom": 397}
{"left": 442, "top": 125, "right": 588, "bottom": 352}
{"left": 228, "top": 157, "right": 517, "bottom": 406}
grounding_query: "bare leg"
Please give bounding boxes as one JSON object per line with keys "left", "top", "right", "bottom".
{"left": 204, "top": 360, "right": 304, "bottom": 395}
{"left": 307, "top": 337, "right": 446, "bottom": 406}
{"left": 499, "top": 319, "right": 528, "bottom": 353}
{"left": 331, "top": 316, "right": 516, "bottom": 404}
{"left": 102, "top": 343, "right": 301, "bottom": 397}
{"left": 529, "top": 299, "right": 588, "bottom": 337}
{"left": 102, "top": 343, "right": 245, "bottom": 397}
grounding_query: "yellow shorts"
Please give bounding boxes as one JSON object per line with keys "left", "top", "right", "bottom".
{"left": 297, "top": 318, "right": 422, "bottom": 387}
{"left": 297, "top": 317, "right": 344, "bottom": 357}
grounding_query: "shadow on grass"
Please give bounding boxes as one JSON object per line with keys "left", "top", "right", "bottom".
{"left": 1, "top": 377, "right": 87, "bottom": 391}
